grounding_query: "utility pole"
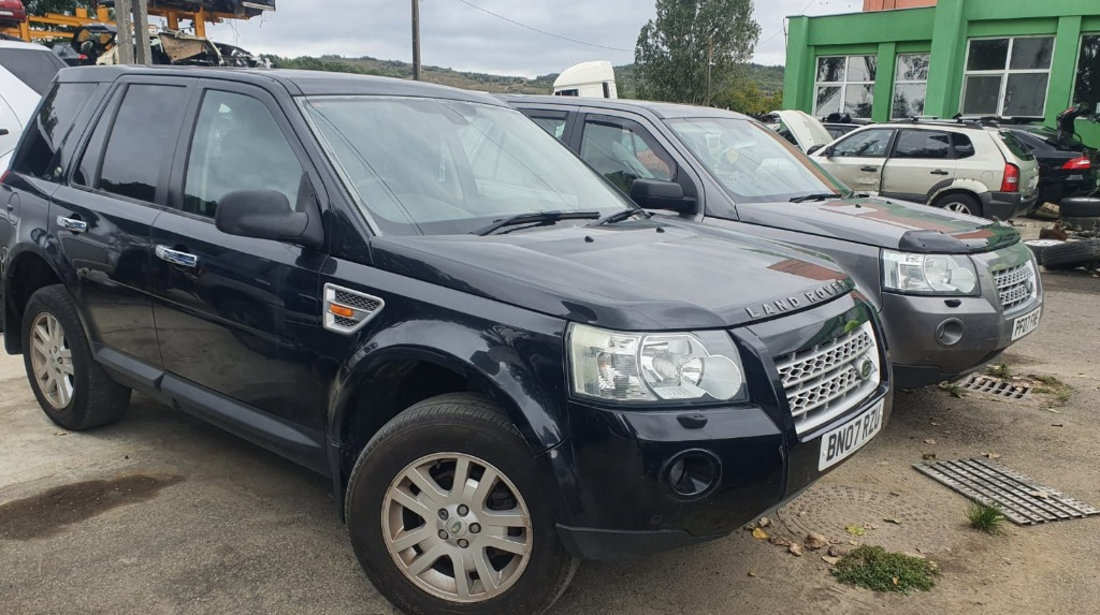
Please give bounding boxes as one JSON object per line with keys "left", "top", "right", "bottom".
{"left": 704, "top": 32, "right": 714, "bottom": 107}
{"left": 411, "top": 0, "right": 421, "bottom": 80}
{"left": 115, "top": 0, "right": 135, "bottom": 65}
{"left": 132, "top": 0, "right": 152, "bottom": 66}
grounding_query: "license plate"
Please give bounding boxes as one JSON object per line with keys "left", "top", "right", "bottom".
{"left": 818, "top": 400, "right": 884, "bottom": 471}
{"left": 1011, "top": 306, "right": 1041, "bottom": 341}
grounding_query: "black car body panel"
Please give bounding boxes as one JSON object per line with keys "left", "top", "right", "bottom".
{"left": 1, "top": 67, "right": 892, "bottom": 565}
{"left": 1007, "top": 126, "right": 1098, "bottom": 205}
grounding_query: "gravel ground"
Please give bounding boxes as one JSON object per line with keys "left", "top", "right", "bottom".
{"left": 1, "top": 266, "right": 1098, "bottom": 615}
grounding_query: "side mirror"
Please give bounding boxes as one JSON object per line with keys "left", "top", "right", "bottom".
{"left": 806, "top": 144, "right": 824, "bottom": 155}
{"left": 215, "top": 189, "right": 323, "bottom": 248}
{"left": 0, "top": 128, "right": 9, "bottom": 136}
{"left": 629, "top": 179, "right": 698, "bottom": 214}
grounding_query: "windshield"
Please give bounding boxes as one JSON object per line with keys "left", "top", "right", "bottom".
{"left": 666, "top": 117, "right": 848, "bottom": 203}
{"left": 302, "top": 96, "right": 632, "bottom": 235}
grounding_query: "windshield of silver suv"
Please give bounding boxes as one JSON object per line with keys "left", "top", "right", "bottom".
{"left": 666, "top": 117, "right": 848, "bottom": 203}
{"left": 302, "top": 96, "right": 633, "bottom": 235}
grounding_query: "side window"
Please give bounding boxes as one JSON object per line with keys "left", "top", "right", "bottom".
{"left": 892, "top": 130, "right": 951, "bottom": 159}
{"left": 830, "top": 129, "right": 893, "bottom": 158}
{"left": 579, "top": 119, "right": 674, "bottom": 193}
{"left": 529, "top": 115, "right": 567, "bottom": 140}
{"left": 953, "top": 133, "right": 976, "bottom": 159}
{"left": 81, "top": 84, "right": 188, "bottom": 203}
{"left": 183, "top": 90, "right": 305, "bottom": 218}
{"left": 10, "top": 82, "right": 97, "bottom": 180}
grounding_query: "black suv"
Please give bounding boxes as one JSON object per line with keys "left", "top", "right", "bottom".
{"left": 1, "top": 67, "right": 891, "bottom": 615}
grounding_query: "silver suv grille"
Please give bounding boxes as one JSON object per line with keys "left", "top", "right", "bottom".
{"left": 775, "top": 321, "right": 881, "bottom": 435}
{"left": 993, "top": 262, "right": 1037, "bottom": 313}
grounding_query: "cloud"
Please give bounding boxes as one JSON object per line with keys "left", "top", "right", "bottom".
{"left": 197, "top": 0, "right": 863, "bottom": 76}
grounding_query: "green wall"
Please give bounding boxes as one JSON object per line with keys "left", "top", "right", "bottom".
{"left": 782, "top": 0, "right": 1100, "bottom": 146}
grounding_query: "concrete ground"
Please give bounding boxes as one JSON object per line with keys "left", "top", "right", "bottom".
{"left": 1, "top": 267, "right": 1098, "bottom": 615}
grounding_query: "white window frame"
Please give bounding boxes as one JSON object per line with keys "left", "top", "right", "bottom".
{"left": 813, "top": 55, "right": 877, "bottom": 119}
{"left": 891, "top": 53, "right": 930, "bottom": 119}
{"left": 1071, "top": 32, "right": 1100, "bottom": 115}
{"left": 960, "top": 36, "right": 1055, "bottom": 118}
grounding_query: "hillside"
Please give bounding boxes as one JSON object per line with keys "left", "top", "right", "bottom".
{"left": 266, "top": 55, "right": 784, "bottom": 99}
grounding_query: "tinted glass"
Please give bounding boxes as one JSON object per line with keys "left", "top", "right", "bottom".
{"left": 580, "top": 121, "right": 674, "bottom": 192}
{"left": 817, "top": 57, "right": 845, "bottom": 83}
{"left": 998, "top": 131, "right": 1035, "bottom": 161}
{"left": 844, "top": 84, "right": 874, "bottom": 118}
{"left": 893, "top": 130, "right": 950, "bottom": 159}
{"left": 1003, "top": 73, "right": 1048, "bottom": 116}
{"left": 1074, "top": 35, "right": 1100, "bottom": 112}
{"left": 967, "top": 39, "right": 1009, "bottom": 71}
{"left": 892, "top": 83, "right": 926, "bottom": 119}
{"left": 303, "top": 97, "right": 631, "bottom": 236}
{"left": 97, "top": 84, "right": 187, "bottom": 203}
{"left": 896, "top": 54, "right": 930, "bottom": 81}
{"left": 962, "top": 75, "right": 1002, "bottom": 115}
{"left": 0, "top": 48, "right": 65, "bottom": 95}
{"left": 831, "top": 129, "right": 893, "bottom": 158}
{"left": 847, "top": 56, "right": 877, "bottom": 82}
{"left": 953, "top": 133, "right": 975, "bottom": 159}
{"left": 666, "top": 117, "right": 846, "bottom": 203}
{"left": 11, "top": 82, "right": 96, "bottom": 180}
{"left": 1010, "top": 37, "right": 1053, "bottom": 70}
{"left": 184, "top": 90, "right": 304, "bottom": 218}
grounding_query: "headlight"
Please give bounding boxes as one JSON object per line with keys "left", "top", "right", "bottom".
{"left": 882, "top": 250, "right": 979, "bottom": 295}
{"left": 568, "top": 324, "right": 747, "bottom": 404}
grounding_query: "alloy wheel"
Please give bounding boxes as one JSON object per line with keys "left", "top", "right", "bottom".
{"left": 29, "top": 313, "right": 74, "bottom": 409}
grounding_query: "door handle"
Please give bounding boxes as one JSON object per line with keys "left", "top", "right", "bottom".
{"left": 57, "top": 216, "right": 88, "bottom": 233}
{"left": 930, "top": 169, "right": 950, "bottom": 176}
{"left": 156, "top": 245, "right": 199, "bottom": 268}
{"left": 860, "top": 166, "right": 879, "bottom": 172}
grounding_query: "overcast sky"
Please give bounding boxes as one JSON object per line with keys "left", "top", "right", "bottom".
{"left": 200, "top": 0, "right": 862, "bottom": 76}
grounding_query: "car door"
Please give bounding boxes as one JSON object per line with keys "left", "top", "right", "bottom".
{"left": 520, "top": 108, "right": 574, "bottom": 143}
{"left": 50, "top": 78, "right": 188, "bottom": 368}
{"left": 880, "top": 128, "right": 956, "bottom": 203}
{"left": 814, "top": 128, "right": 895, "bottom": 193}
{"left": 149, "top": 81, "right": 326, "bottom": 431}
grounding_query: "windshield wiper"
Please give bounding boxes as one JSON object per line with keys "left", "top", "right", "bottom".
{"left": 789, "top": 192, "right": 843, "bottom": 203}
{"left": 597, "top": 207, "right": 649, "bottom": 225}
{"left": 472, "top": 210, "right": 601, "bottom": 236}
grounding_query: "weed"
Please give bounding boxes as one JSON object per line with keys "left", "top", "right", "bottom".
{"left": 833, "top": 545, "right": 937, "bottom": 593}
{"left": 987, "top": 363, "right": 1011, "bottom": 378}
{"left": 1029, "top": 374, "right": 1074, "bottom": 404}
{"left": 967, "top": 502, "right": 1006, "bottom": 535}
{"left": 938, "top": 381, "right": 965, "bottom": 398}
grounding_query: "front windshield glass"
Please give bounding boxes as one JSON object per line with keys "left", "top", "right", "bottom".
{"left": 301, "top": 96, "right": 632, "bottom": 235}
{"left": 666, "top": 117, "right": 848, "bottom": 203}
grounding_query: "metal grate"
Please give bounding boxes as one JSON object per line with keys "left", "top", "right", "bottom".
{"left": 334, "top": 288, "right": 382, "bottom": 312}
{"left": 915, "top": 457, "right": 1100, "bottom": 525}
{"left": 993, "top": 261, "right": 1037, "bottom": 313}
{"left": 959, "top": 375, "right": 1030, "bottom": 400}
{"left": 323, "top": 284, "right": 385, "bottom": 334}
{"left": 775, "top": 321, "right": 881, "bottom": 435}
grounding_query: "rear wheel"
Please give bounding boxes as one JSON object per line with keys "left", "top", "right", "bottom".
{"left": 933, "top": 193, "right": 983, "bottom": 218}
{"left": 21, "top": 285, "right": 131, "bottom": 430}
{"left": 345, "top": 393, "right": 578, "bottom": 615}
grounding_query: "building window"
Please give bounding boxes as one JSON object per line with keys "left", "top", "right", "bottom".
{"left": 892, "top": 54, "right": 929, "bottom": 119}
{"left": 961, "top": 36, "right": 1053, "bottom": 117}
{"left": 1074, "top": 34, "right": 1100, "bottom": 114}
{"left": 814, "top": 55, "right": 877, "bottom": 119}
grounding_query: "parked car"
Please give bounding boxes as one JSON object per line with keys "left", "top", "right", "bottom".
{"left": 0, "top": 40, "right": 66, "bottom": 169}
{"left": 0, "top": 0, "right": 26, "bottom": 27}
{"left": 505, "top": 95, "right": 1044, "bottom": 389}
{"left": 808, "top": 119, "right": 1041, "bottom": 220}
{"left": 1003, "top": 112, "right": 1098, "bottom": 206}
{"left": 768, "top": 109, "right": 834, "bottom": 153}
{"left": 820, "top": 113, "right": 873, "bottom": 140}
{"left": 1, "top": 67, "right": 892, "bottom": 615}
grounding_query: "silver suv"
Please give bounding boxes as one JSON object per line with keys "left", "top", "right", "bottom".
{"left": 810, "top": 120, "right": 1040, "bottom": 219}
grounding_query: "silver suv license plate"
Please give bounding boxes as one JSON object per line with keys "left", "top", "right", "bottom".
{"left": 818, "top": 399, "right": 884, "bottom": 471}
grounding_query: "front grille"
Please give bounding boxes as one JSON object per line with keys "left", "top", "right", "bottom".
{"left": 993, "top": 262, "right": 1036, "bottom": 313}
{"left": 775, "top": 321, "right": 881, "bottom": 435}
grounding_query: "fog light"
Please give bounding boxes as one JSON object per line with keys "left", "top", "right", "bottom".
{"left": 663, "top": 450, "right": 721, "bottom": 499}
{"left": 937, "top": 319, "right": 964, "bottom": 346}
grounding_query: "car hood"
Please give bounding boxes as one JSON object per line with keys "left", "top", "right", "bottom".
{"left": 370, "top": 220, "right": 854, "bottom": 331}
{"left": 772, "top": 110, "right": 834, "bottom": 152}
{"left": 736, "top": 196, "right": 1020, "bottom": 254}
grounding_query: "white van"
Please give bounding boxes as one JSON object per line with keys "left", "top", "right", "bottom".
{"left": 0, "top": 41, "right": 66, "bottom": 169}
{"left": 552, "top": 60, "right": 618, "bottom": 99}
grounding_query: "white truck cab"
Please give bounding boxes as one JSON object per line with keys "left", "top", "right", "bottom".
{"left": 553, "top": 60, "right": 618, "bottom": 99}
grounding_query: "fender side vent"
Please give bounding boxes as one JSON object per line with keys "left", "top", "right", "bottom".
{"left": 324, "top": 284, "right": 384, "bottom": 334}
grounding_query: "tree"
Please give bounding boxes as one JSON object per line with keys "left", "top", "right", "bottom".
{"left": 713, "top": 80, "right": 782, "bottom": 117}
{"left": 23, "top": 1, "right": 97, "bottom": 15}
{"left": 634, "top": 0, "right": 761, "bottom": 106}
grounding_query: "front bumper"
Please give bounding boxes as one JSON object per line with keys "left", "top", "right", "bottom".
{"left": 982, "top": 190, "right": 1037, "bottom": 220}
{"left": 550, "top": 295, "right": 892, "bottom": 560}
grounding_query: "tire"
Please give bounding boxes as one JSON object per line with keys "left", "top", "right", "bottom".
{"left": 21, "top": 285, "right": 131, "bottom": 430}
{"left": 345, "top": 393, "right": 579, "bottom": 615}
{"left": 1060, "top": 197, "right": 1100, "bottom": 218}
{"left": 1040, "top": 239, "right": 1100, "bottom": 270}
{"left": 933, "top": 193, "right": 984, "bottom": 218}
{"left": 1024, "top": 239, "right": 1065, "bottom": 260}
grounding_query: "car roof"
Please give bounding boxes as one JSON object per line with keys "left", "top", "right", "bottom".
{"left": 500, "top": 94, "right": 754, "bottom": 121}
{"left": 0, "top": 41, "right": 54, "bottom": 51}
{"left": 57, "top": 65, "right": 508, "bottom": 106}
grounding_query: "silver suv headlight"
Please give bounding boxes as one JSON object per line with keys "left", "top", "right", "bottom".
{"left": 882, "top": 250, "right": 979, "bottom": 295}
{"left": 568, "top": 324, "right": 747, "bottom": 404}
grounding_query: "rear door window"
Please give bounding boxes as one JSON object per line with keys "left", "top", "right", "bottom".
{"left": 10, "top": 82, "right": 97, "bottom": 180}
{"left": 952, "top": 133, "right": 976, "bottom": 158}
{"left": 0, "top": 48, "right": 65, "bottom": 95}
{"left": 892, "top": 129, "right": 951, "bottom": 159}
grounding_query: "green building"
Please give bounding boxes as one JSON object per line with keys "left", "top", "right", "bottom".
{"left": 782, "top": 0, "right": 1100, "bottom": 147}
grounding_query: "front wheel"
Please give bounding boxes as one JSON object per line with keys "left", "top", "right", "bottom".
{"left": 345, "top": 393, "right": 578, "bottom": 615}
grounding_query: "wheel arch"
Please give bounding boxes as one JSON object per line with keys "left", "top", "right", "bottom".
{"left": 927, "top": 179, "right": 988, "bottom": 208}
{"left": 3, "top": 245, "right": 69, "bottom": 355}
